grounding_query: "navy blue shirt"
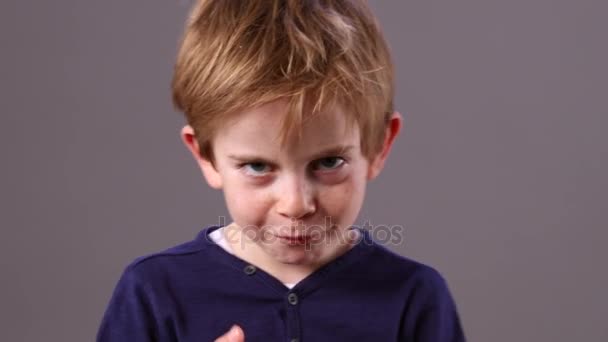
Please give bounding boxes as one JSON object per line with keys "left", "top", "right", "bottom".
{"left": 97, "top": 225, "right": 465, "bottom": 341}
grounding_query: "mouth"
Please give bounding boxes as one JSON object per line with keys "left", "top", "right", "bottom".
{"left": 271, "top": 224, "right": 337, "bottom": 244}
{"left": 276, "top": 234, "right": 313, "bottom": 244}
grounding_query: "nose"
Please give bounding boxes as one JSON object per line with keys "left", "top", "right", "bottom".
{"left": 275, "top": 175, "right": 316, "bottom": 220}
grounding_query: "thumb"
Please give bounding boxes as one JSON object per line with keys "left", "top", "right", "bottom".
{"left": 228, "top": 325, "right": 245, "bottom": 342}
{"left": 215, "top": 324, "right": 245, "bottom": 342}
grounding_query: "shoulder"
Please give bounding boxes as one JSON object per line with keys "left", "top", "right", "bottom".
{"left": 366, "top": 240, "right": 447, "bottom": 284}
{"left": 131, "top": 237, "right": 204, "bottom": 267}
{"left": 98, "top": 231, "right": 212, "bottom": 341}
{"left": 363, "top": 245, "right": 466, "bottom": 339}
{"left": 121, "top": 227, "right": 218, "bottom": 285}
{"left": 363, "top": 240, "right": 455, "bottom": 306}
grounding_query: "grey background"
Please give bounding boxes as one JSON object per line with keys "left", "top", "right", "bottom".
{"left": 1, "top": 0, "right": 606, "bottom": 341}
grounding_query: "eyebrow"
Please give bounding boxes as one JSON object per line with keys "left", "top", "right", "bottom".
{"left": 227, "top": 145, "right": 356, "bottom": 163}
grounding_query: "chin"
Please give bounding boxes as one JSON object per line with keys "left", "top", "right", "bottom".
{"left": 277, "top": 255, "right": 309, "bottom": 265}
{"left": 267, "top": 244, "right": 317, "bottom": 265}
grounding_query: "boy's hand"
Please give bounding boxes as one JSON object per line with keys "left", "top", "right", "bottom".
{"left": 214, "top": 324, "right": 245, "bottom": 342}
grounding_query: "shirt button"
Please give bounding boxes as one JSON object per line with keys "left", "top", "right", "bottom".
{"left": 243, "top": 265, "right": 256, "bottom": 275}
{"left": 287, "top": 292, "right": 299, "bottom": 305}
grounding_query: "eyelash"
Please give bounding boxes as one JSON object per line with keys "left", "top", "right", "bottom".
{"left": 239, "top": 157, "right": 346, "bottom": 177}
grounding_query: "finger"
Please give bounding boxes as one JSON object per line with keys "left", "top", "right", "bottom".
{"left": 214, "top": 324, "right": 245, "bottom": 342}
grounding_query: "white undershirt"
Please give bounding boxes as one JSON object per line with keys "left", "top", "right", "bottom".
{"left": 209, "top": 226, "right": 297, "bottom": 289}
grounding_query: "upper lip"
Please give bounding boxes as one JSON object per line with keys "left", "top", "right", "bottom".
{"left": 277, "top": 234, "right": 312, "bottom": 239}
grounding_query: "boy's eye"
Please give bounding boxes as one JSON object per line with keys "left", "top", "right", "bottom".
{"left": 242, "top": 162, "right": 271, "bottom": 176}
{"left": 313, "top": 157, "right": 345, "bottom": 171}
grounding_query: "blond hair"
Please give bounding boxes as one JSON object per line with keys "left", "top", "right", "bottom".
{"left": 172, "top": 0, "right": 394, "bottom": 163}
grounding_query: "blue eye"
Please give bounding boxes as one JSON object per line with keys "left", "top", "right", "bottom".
{"left": 242, "top": 162, "right": 270, "bottom": 176}
{"left": 314, "top": 157, "right": 345, "bottom": 171}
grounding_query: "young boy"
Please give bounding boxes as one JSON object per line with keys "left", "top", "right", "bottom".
{"left": 97, "top": 1, "right": 465, "bottom": 341}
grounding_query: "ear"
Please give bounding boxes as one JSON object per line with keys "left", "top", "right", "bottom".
{"left": 367, "top": 112, "right": 403, "bottom": 180}
{"left": 180, "top": 125, "right": 223, "bottom": 189}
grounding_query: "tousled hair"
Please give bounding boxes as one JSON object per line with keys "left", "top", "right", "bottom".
{"left": 172, "top": 0, "right": 394, "bottom": 163}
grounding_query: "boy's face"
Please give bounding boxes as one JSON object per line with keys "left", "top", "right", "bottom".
{"left": 182, "top": 99, "right": 401, "bottom": 269}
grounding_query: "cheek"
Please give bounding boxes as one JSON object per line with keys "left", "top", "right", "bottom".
{"left": 318, "top": 176, "right": 365, "bottom": 220}
{"left": 223, "top": 183, "right": 272, "bottom": 225}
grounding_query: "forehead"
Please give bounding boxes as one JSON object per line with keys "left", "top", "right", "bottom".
{"left": 215, "top": 100, "right": 359, "bottom": 154}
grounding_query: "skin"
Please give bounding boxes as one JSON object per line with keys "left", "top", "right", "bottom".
{"left": 181, "top": 99, "right": 401, "bottom": 341}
